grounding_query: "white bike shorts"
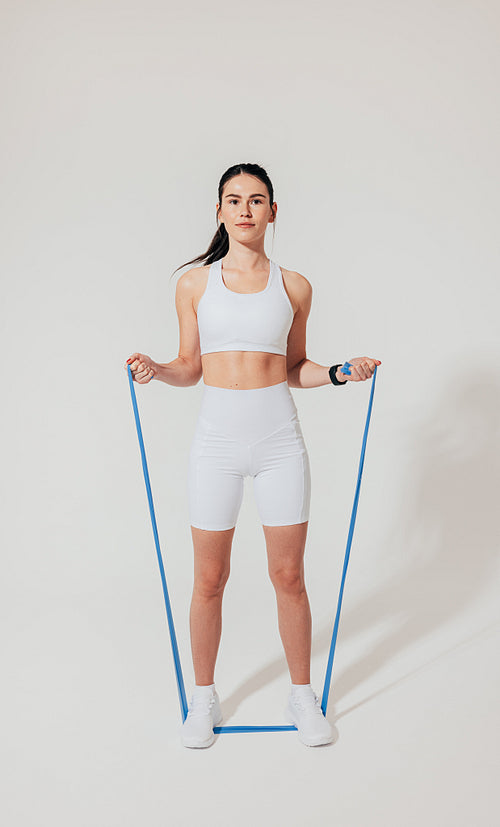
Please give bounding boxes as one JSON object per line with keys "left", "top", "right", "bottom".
{"left": 187, "top": 380, "right": 311, "bottom": 531}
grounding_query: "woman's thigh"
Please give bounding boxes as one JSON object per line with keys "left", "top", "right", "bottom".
{"left": 251, "top": 417, "right": 311, "bottom": 528}
{"left": 187, "top": 418, "right": 247, "bottom": 531}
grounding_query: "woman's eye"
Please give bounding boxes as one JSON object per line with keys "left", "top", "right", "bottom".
{"left": 229, "top": 199, "right": 262, "bottom": 205}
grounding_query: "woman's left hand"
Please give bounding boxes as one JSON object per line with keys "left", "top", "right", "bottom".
{"left": 343, "top": 357, "right": 381, "bottom": 381}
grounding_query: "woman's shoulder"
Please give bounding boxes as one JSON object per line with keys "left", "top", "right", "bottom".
{"left": 176, "top": 263, "right": 211, "bottom": 296}
{"left": 280, "top": 266, "right": 313, "bottom": 296}
{"left": 278, "top": 267, "right": 312, "bottom": 316}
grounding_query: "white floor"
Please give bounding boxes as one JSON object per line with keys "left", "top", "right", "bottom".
{"left": 4, "top": 581, "right": 499, "bottom": 827}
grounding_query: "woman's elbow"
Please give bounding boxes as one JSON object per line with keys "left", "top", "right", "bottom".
{"left": 182, "top": 355, "right": 203, "bottom": 385}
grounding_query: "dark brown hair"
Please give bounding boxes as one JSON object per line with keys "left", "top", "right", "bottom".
{"left": 170, "top": 162, "right": 276, "bottom": 278}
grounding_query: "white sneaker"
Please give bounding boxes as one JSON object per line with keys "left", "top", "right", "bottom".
{"left": 285, "top": 687, "right": 334, "bottom": 746}
{"left": 181, "top": 687, "right": 223, "bottom": 749}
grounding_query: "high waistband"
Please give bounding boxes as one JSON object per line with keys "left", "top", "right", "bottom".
{"left": 198, "top": 379, "right": 299, "bottom": 443}
{"left": 201, "top": 379, "right": 289, "bottom": 392}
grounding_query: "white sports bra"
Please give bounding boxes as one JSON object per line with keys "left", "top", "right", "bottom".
{"left": 197, "top": 258, "right": 294, "bottom": 356}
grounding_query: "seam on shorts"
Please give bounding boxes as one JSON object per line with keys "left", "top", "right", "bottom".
{"left": 248, "top": 412, "right": 301, "bottom": 449}
{"left": 191, "top": 426, "right": 210, "bottom": 514}
{"left": 197, "top": 415, "right": 217, "bottom": 435}
{"left": 300, "top": 449, "right": 306, "bottom": 522}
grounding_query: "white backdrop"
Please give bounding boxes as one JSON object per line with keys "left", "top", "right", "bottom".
{"left": 2, "top": 1, "right": 499, "bottom": 825}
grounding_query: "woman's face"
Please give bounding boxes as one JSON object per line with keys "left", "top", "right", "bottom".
{"left": 217, "top": 174, "right": 276, "bottom": 244}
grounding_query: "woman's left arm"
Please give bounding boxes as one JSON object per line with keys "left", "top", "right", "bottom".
{"left": 286, "top": 272, "right": 381, "bottom": 389}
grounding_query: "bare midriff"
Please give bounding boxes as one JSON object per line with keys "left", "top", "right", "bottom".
{"left": 201, "top": 351, "right": 288, "bottom": 390}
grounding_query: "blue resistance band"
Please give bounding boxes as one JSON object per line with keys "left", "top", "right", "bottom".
{"left": 321, "top": 363, "right": 377, "bottom": 714}
{"left": 126, "top": 365, "right": 188, "bottom": 720}
{"left": 127, "top": 364, "right": 377, "bottom": 732}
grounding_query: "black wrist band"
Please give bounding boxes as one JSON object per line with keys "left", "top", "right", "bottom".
{"left": 329, "top": 364, "right": 348, "bottom": 386}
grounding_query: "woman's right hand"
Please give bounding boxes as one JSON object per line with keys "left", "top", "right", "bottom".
{"left": 124, "top": 353, "right": 157, "bottom": 384}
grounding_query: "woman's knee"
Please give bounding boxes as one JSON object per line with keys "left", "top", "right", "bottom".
{"left": 268, "top": 565, "right": 305, "bottom": 596}
{"left": 191, "top": 526, "right": 234, "bottom": 599}
{"left": 193, "top": 565, "right": 230, "bottom": 599}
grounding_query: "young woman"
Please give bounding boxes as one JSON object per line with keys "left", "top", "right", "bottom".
{"left": 125, "top": 162, "right": 381, "bottom": 749}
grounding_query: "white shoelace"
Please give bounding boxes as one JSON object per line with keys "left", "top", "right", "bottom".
{"left": 187, "top": 694, "right": 215, "bottom": 717}
{"left": 291, "top": 692, "right": 323, "bottom": 715}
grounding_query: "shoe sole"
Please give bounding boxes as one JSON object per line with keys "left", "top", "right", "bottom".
{"left": 182, "top": 734, "right": 216, "bottom": 748}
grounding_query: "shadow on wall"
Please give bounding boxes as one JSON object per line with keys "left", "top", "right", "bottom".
{"left": 221, "top": 370, "right": 500, "bottom": 720}
{"left": 315, "top": 368, "right": 500, "bottom": 716}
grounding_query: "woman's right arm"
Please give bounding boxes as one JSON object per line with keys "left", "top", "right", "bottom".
{"left": 153, "top": 269, "right": 203, "bottom": 387}
{"left": 124, "top": 270, "right": 202, "bottom": 386}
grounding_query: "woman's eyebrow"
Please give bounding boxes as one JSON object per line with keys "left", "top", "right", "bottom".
{"left": 224, "top": 193, "right": 267, "bottom": 199}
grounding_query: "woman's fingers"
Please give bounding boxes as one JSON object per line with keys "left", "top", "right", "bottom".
{"left": 124, "top": 353, "right": 155, "bottom": 383}
{"left": 347, "top": 357, "right": 380, "bottom": 381}
{"left": 135, "top": 362, "right": 153, "bottom": 383}
{"left": 351, "top": 364, "right": 365, "bottom": 381}
{"left": 353, "top": 363, "right": 367, "bottom": 380}
{"left": 124, "top": 353, "right": 140, "bottom": 372}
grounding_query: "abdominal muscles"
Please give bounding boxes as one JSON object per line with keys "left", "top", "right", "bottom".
{"left": 201, "top": 351, "right": 288, "bottom": 389}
